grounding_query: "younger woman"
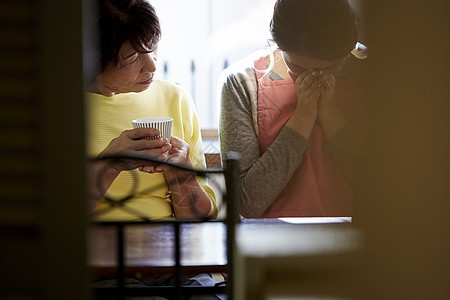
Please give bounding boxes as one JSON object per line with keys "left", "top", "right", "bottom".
{"left": 219, "top": 0, "right": 367, "bottom": 218}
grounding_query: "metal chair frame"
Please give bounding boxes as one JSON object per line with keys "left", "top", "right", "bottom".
{"left": 91, "top": 152, "right": 241, "bottom": 300}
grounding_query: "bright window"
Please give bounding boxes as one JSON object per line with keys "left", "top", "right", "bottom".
{"left": 151, "top": 0, "right": 363, "bottom": 131}
{"left": 151, "top": 0, "right": 276, "bottom": 130}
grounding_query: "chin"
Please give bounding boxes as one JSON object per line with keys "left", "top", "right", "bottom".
{"left": 132, "top": 85, "right": 151, "bottom": 93}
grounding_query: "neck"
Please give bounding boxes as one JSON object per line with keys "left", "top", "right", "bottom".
{"left": 266, "top": 50, "right": 290, "bottom": 80}
{"left": 87, "top": 82, "right": 101, "bottom": 94}
{"left": 88, "top": 77, "right": 116, "bottom": 97}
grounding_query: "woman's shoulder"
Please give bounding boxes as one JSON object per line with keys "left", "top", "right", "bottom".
{"left": 222, "top": 49, "right": 268, "bottom": 79}
{"left": 146, "top": 80, "right": 195, "bottom": 110}
{"left": 218, "top": 50, "right": 270, "bottom": 92}
{"left": 146, "top": 80, "right": 191, "bottom": 99}
{"left": 148, "top": 79, "right": 184, "bottom": 93}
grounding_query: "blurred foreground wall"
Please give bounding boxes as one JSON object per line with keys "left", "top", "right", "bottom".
{"left": 0, "top": 0, "right": 88, "bottom": 298}
{"left": 354, "top": 1, "right": 450, "bottom": 298}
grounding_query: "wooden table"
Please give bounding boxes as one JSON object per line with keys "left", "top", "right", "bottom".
{"left": 88, "top": 217, "right": 353, "bottom": 280}
{"left": 88, "top": 221, "right": 227, "bottom": 279}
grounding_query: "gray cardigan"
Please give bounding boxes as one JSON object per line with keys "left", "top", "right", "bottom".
{"left": 218, "top": 53, "right": 353, "bottom": 218}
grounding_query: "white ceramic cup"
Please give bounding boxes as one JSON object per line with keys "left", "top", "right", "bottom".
{"left": 131, "top": 117, "right": 173, "bottom": 140}
{"left": 132, "top": 117, "right": 173, "bottom": 161}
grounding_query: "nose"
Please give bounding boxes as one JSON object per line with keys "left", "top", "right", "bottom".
{"left": 141, "top": 53, "right": 157, "bottom": 73}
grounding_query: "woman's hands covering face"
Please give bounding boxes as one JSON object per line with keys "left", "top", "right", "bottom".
{"left": 318, "top": 70, "right": 336, "bottom": 109}
{"left": 290, "top": 69, "right": 321, "bottom": 121}
{"left": 290, "top": 69, "right": 337, "bottom": 123}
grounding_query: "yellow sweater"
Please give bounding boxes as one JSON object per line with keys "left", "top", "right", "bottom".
{"left": 86, "top": 80, "right": 216, "bottom": 221}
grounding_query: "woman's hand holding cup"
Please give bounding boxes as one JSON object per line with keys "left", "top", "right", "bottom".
{"left": 98, "top": 127, "right": 172, "bottom": 174}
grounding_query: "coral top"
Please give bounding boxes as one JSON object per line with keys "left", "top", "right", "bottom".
{"left": 255, "top": 57, "right": 352, "bottom": 217}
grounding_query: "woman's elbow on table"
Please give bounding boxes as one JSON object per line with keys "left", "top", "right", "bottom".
{"left": 239, "top": 194, "right": 265, "bottom": 218}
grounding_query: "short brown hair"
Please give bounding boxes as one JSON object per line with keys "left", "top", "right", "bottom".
{"left": 270, "top": 0, "right": 359, "bottom": 60}
{"left": 97, "top": 0, "right": 161, "bottom": 70}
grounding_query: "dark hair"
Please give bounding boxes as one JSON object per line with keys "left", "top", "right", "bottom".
{"left": 97, "top": 0, "right": 161, "bottom": 71}
{"left": 270, "top": 0, "right": 358, "bottom": 60}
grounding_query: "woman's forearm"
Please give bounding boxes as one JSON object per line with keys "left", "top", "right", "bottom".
{"left": 238, "top": 128, "right": 309, "bottom": 217}
{"left": 221, "top": 107, "right": 309, "bottom": 217}
{"left": 86, "top": 160, "right": 120, "bottom": 210}
{"left": 164, "top": 169, "right": 212, "bottom": 219}
{"left": 285, "top": 112, "right": 316, "bottom": 140}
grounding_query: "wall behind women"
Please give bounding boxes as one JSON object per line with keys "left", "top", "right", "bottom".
{"left": 152, "top": 0, "right": 275, "bottom": 129}
{"left": 151, "top": 0, "right": 364, "bottom": 130}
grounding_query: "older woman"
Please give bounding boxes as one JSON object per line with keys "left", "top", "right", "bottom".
{"left": 87, "top": 0, "right": 216, "bottom": 221}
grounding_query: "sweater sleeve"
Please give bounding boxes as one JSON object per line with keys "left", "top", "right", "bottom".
{"left": 219, "top": 65, "right": 310, "bottom": 218}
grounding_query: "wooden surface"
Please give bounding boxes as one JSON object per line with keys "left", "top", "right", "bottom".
{"left": 88, "top": 217, "right": 354, "bottom": 279}
{"left": 88, "top": 222, "right": 226, "bottom": 278}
